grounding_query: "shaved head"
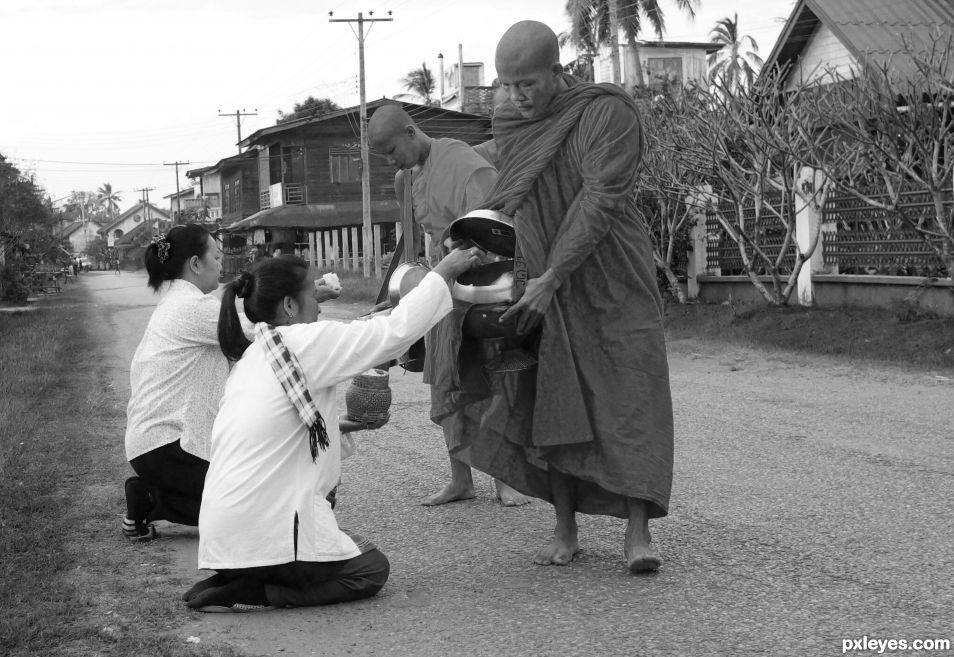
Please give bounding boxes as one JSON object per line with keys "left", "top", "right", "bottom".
{"left": 495, "top": 20, "right": 560, "bottom": 75}
{"left": 495, "top": 21, "right": 566, "bottom": 119}
{"left": 368, "top": 104, "right": 415, "bottom": 144}
{"left": 368, "top": 104, "right": 431, "bottom": 170}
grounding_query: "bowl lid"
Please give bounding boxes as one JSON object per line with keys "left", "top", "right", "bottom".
{"left": 447, "top": 209, "right": 515, "bottom": 258}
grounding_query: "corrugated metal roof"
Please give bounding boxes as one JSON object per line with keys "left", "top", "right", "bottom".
{"left": 764, "top": 0, "right": 954, "bottom": 83}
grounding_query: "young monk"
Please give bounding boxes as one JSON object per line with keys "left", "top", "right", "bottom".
{"left": 183, "top": 248, "right": 481, "bottom": 611}
{"left": 368, "top": 104, "right": 529, "bottom": 508}
{"left": 437, "top": 20, "right": 675, "bottom": 573}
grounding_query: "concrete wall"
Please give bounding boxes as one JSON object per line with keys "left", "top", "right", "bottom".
{"left": 697, "top": 274, "right": 954, "bottom": 316}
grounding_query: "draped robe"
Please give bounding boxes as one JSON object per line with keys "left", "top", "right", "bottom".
{"left": 434, "top": 76, "right": 674, "bottom": 518}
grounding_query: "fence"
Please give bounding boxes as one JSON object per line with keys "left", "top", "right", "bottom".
{"left": 821, "top": 188, "right": 951, "bottom": 277}
{"left": 705, "top": 195, "right": 796, "bottom": 275}
{"left": 702, "top": 187, "right": 951, "bottom": 278}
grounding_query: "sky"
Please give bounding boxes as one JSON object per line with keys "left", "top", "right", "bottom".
{"left": 0, "top": 0, "right": 796, "bottom": 213}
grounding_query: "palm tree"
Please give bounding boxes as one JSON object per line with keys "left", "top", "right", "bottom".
{"left": 401, "top": 62, "right": 437, "bottom": 105}
{"left": 561, "top": 0, "right": 699, "bottom": 87}
{"left": 96, "top": 183, "right": 122, "bottom": 224}
{"left": 707, "top": 13, "right": 763, "bottom": 94}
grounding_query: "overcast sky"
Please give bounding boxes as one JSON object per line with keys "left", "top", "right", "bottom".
{"left": 1, "top": 0, "right": 795, "bottom": 211}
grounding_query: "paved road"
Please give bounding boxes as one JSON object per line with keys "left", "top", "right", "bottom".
{"left": 85, "top": 270, "right": 954, "bottom": 657}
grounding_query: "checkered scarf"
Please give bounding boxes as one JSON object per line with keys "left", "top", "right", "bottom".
{"left": 255, "top": 324, "right": 329, "bottom": 460}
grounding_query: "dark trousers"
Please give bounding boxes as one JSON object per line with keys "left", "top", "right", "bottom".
{"left": 127, "top": 440, "right": 208, "bottom": 526}
{"left": 220, "top": 547, "right": 390, "bottom": 608}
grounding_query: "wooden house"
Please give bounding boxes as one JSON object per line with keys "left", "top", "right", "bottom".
{"left": 595, "top": 40, "right": 721, "bottom": 91}
{"left": 226, "top": 99, "right": 492, "bottom": 275}
{"left": 762, "top": 0, "right": 954, "bottom": 90}
{"left": 183, "top": 151, "right": 259, "bottom": 227}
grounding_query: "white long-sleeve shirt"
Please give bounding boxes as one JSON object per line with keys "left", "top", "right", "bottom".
{"left": 125, "top": 279, "right": 230, "bottom": 461}
{"left": 198, "top": 271, "right": 452, "bottom": 569}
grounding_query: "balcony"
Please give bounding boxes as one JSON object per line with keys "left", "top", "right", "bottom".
{"left": 262, "top": 182, "right": 305, "bottom": 211}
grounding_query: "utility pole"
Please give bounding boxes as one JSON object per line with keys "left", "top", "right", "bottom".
{"left": 164, "top": 161, "right": 190, "bottom": 223}
{"left": 330, "top": 10, "right": 393, "bottom": 278}
{"left": 218, "top": 109, "right": 258, "bottom": 154}
{"left": 135, "top": 187, "right": 156, "bottom": 238}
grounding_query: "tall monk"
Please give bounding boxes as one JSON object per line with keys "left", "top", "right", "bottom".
{"left": 368, "top": 104, "right": 530, "bottom": 508}
{"left": 440, "top": 21, "right": 674, "bottom": 572}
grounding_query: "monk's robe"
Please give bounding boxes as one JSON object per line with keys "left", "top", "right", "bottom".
{"left": 434, "top": 76, "right": 673, "bottom": 519}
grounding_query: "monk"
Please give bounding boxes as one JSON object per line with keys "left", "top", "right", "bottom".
{"left": 439, "top": 21, "right": 674, "bottom": 572}
{"left": 367, "top": 104, "right": 530, "bottom": 508}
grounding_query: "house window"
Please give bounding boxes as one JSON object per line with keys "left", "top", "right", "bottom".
{"left": 329, "top": 147, "right": 361, "bottom": 184}
{"left": 646, "top": 57, "right": 683, "bottom": 88}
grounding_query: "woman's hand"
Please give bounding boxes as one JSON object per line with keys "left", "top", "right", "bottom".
{"left": 314, "top": 279, "right": 341, "bottom": 303}
{"left": 432, "top": 246, "right": 485, "bottom": 281}
{"left": 338, "top": 414, "right": 390, "bottom": 434}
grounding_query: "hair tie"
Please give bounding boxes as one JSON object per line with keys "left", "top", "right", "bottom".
{"left": 234, "top": 271, "right": 254, "bottom": 299}
{"left": 152, "top": 234, "right": 171, "bottom": 263}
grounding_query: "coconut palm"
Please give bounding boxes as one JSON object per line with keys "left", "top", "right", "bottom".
{"left": 96, "top": 183, "right": 122, "bottom": 223}
{"left": 401, "top": 62, "right": 437, "bottom": 105}
{"left": 561, "top": 0, "right": 699, "bottom": 86}
{"left": 707, "top": 13, "right": 763, "bottom": 94}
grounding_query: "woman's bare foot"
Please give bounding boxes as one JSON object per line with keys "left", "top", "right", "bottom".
{"left": 182, "top": 573, "right": 228, "bottom": 602}
{"left": 494, "top": 479, "right": 531, "bottom": 506}
{"left": 185, "top": 577, "right": 268, "bottom": 609}
{"left": 420, "top": 482, "right": 476, "bottom": 506}
{"left": 533, "top": 535, "right": 580, "bottom": 565}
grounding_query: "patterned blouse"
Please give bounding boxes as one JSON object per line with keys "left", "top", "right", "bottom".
{"left": 125, "top": 279, "right": 231, "bottom": 461}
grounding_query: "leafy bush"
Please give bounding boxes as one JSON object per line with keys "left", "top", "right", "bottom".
{"left": 0, "top": 265, "right": 29, "bottom": 303}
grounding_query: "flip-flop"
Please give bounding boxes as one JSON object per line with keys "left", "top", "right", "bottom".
{"left": 196, "top": 603, "right": 276, "bottom": 614}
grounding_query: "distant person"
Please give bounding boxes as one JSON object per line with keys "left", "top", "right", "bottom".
{"left": 183, "top": 248, "right": 481, "bottom": 611}
{"left": 123, "top": 224, "right": 235, "bottom": 541}
{"left": 368, "top": 103, "right": 530, "bottom": 508}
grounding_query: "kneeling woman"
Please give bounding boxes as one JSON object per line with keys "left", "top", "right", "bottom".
{"left": 184, "top": 250, "right": 479, "bottom": 611}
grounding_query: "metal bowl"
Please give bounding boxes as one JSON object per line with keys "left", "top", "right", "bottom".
{"left": 387, "top": 261, "right": 430, "bottom": 307}
{"left": 446, "top": 209, "right": 516, "bottom": 258}
{"left": 452, "top": 260, "right": 515, "bottom": 304}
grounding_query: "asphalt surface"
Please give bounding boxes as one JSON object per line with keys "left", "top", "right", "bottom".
{"left": 83, "top": 270, "right": 953, "bottom": 657}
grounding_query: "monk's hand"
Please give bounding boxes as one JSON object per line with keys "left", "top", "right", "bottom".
{"left": 499, "top": 270, "right": 559, "bottom": 335}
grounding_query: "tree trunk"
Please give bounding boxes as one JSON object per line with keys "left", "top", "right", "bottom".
{"left": 607, "top": 0, "right": 622, "bottom": 86}
{"left": 653, "top": 250, "right": 687, "bottom": 303}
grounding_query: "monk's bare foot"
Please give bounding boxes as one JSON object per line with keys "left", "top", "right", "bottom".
{"left": 421, "top": 482, "right": 475, "bottom": 506}
{"left": 494, "top": 479, "right": 531, "bottom": 507}
{"left": 624, "top": 502, "right": 660, "bottom": 573}
{"left": 626, "top": 542, "right": 661, "bottom": 573}
{"left": 533, "top": 536, "right": 580, "bottom": 566}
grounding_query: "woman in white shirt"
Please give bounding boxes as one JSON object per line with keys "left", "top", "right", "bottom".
{"left": 123, "top": 224, "right": 230, "bottom": 541}
{"left": 183, "top": 248, "right": 480, "bottom": 612}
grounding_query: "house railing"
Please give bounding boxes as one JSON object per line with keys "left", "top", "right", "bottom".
{"left": 284, "top": 182, "right": 305, "bottom": 205}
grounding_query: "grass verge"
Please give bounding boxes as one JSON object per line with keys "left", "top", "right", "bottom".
{"left": 664, "top": 301, "right": 954, "bottom": 372}
{"left": 0, "top": 288, "right": 247, "bottom": 657}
